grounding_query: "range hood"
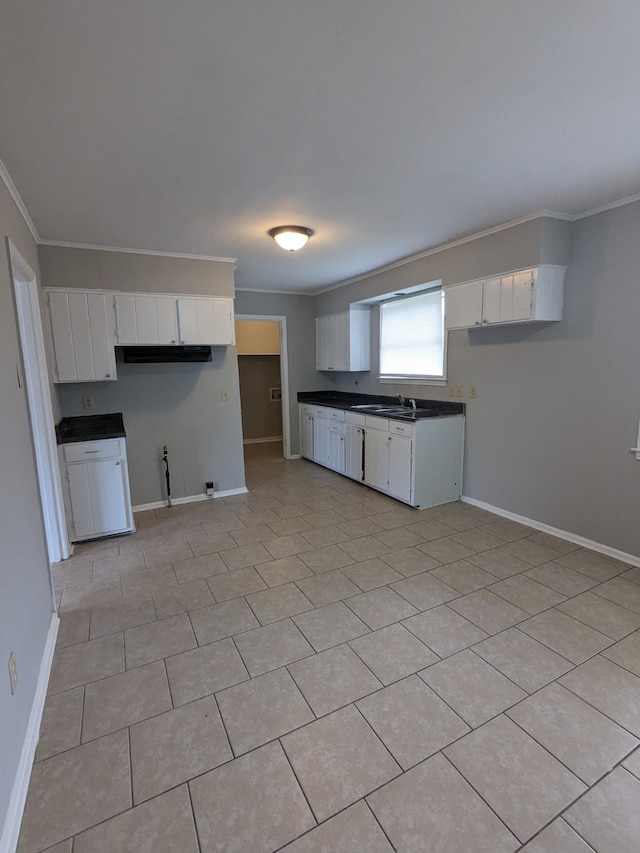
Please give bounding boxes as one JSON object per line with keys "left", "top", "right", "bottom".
{"left": 119, "top": 345, "right": 212, "bottom": 363}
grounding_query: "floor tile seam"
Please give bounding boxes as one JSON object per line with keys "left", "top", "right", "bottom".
{"left": 341, "top": 599, "right": 419, "bottom": 633}
{"left": 387, "top": 577, "right": 461, "bottom": 611}
{"left": 554, "top": 602, "right": 639, "bottom": 640}
{"left": 285, "top": 654, "right": 384, "bottom": 719}
{"left": 185, "top": 773, "right": 205, "bottom": 853}
{"left": 483, "top": 577, "right": 570, "bottom": 613}
{"left": 88, "top": 609, "right": 159, "bottom": 643}
{"left": 211, "top": 689, "right": 235, "bottom": 762}
{"left": 516, "top": 618, "right": 616, "bottom": 665}
{"left": 442, "top": 723, "right": 589, "bottom": 847}
{"left": 504, "top": 700, "right": 640, "bottom": 786}
{"left": 355, "top": 672, "right": 473, "bottom": 757}
{"left": 599, "top": 639, "right": 640, "bottom": 678}
{"left": 436, "top": 750, "right": 523, "bottom": 847}
{"left": 590, "top": 585, "right": 640, "bottom": 616}
{"left": 559, "top": 661, "right": 640, "bottom": 739}
{"left": 417, "top": 646, "right": 528, "bottom": 714}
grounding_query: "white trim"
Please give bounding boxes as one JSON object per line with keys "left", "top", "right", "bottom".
{"left": 9, "top": 241, "right": 70, "bottom": 566}
{"left": 235, "top": 287, "right": 310, "bottom": 296}
{"left": 236, "top": 314, "right": 293, "bottom": 460}
{"left": 0, "top": 613, "right": 59, "bottom": 853}
{"left": 288, "top": 454, "right": 302, "bottom": 460}
{"left": 0, "top": 158, "right": 40, "bottom": 243}
{"left": 39, "top": 240, "right": 236, "bottom": 265}
{"left": 314, "top": 210, "right": 572, "bottom": 295}
{"left": 132, "top": 487, "right": 249, "bottom": 513}
{"left": 571, "top": 191, "right": 640, "bottom": 221}
{"left": 461, "top": 495, "right": 640, "bottom": 568}
{"left": 243, "top": 436, "right": 283, "bottom": 444}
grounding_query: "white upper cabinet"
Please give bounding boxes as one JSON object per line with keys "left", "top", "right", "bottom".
{"left": 316, "top": 308, "right": 370, "bottom": 371}
{"left": 115, "top": 293, "right": 235, "bottom": 345}
{"left": 47, "top": 290, "right": 117, "bottom": 382}
{"left": 115, "top": 294, "right": 178, "bottom": 344}
{"left": 445, "top": 265, "right": 566, "bottom": 330}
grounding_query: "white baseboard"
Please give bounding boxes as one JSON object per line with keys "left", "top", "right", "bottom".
{"left": 461, "top": 495, "right": 640, "bottom": 568}
{"left": 1, "top": 612, "right": 59, "bottom": 853}
{"left": 132, "top": 487, "right": 249, "bottom": 513}
{"left": 288, "top": 454, "right": 302, "bottom": 460}
{"left": 243, "top": 436, "right": 283, "bottom": 445}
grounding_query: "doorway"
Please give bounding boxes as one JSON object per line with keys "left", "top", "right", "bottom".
{"left": 8, "top": 239, "right": 69, "bottom": 566}
{"left": 235, "top": 315, "right": 292, "bottom": 466}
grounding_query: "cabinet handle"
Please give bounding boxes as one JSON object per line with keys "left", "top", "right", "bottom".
{"left": 105, "top": 373, "right": 111, "bottom": 378}
{"left": 482, "top": 319, "right": 489, "bottom": 324}
{"left": 85, "top": 450, "right": 99, "bottom": 454}
{"left": 171, "top": 339, "right": 176, "bottom": 344}
{"left": 181, "top": 339, "right": 185, "bottom": 344}
{"left": 474, "top": 320, "right": 481, "bottom": 326}
{"left": 115, "top": 461, "right": 121, "bottom": 466}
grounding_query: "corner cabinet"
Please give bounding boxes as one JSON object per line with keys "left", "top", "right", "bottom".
{"left": 445, "top": 265, "right": 566, "bottom": 330}
{"left": 316, "top": 308, "right": 370, "bottom": 371}
{"left": 59, "top": 438, "right": 134, "bottom": 542}
{"left": 47, "top": 290, "right": 117, "bottom": 382}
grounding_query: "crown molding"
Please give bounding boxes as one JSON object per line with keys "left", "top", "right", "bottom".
{"left": 0, "top": 158, "right": 40, "bottom": 243}
{"left": 571, "top": 190, "right": 640, "bottom": 221}
{"left": 38, "top": 240, "right": 237, "bottom": 264}
{"left": 313, "top": 210, "right": 571, "bottom": 295}
{"left": 235, "top": 287, "right": 311, "bottom": 296}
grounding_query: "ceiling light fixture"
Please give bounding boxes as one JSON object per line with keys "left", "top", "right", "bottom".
{"left": 268, "top": 225, "right": 314, "bottom": 252}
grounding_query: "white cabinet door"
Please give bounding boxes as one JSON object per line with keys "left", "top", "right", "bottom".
{"left": 300, "top": 414, "right": 314, "bottom": 460}
{"left": 327, "top": 424, "right": 346, "bottom": 473}
{"left": 48, "top": 290, "right": 116, "bottom": 382}
{"left": 313, "top": 417, "right": 329, "bottom": 465}
{"left": 332, "top": 312, "right": 350, "bottom": 371}
{"left": 177, "top": 298, "right": 215, "bottom": 344}
{"left": 315, "top": 315, "right": 330, "bottom": 369}
{"left": 483, "top": 272, "right": 533, "bottom": 324}
{"left": 345, "top": 425, "right": 364, "bottom": 480}
{"left": 364, "top": 429, "right": 389, "bottom": 491}
{"left": 115, "top": 294, "right": 178, "bottom": 344}
{"left": 67, "top": 459, "right": 129, "bottom": 538}
{"left": 316, "top": 310, "right": 370, "bottom": 371}
{"left": 213, "top": 298, "right": 235, "bottom": 345}
{"left": 445, "top": 281, "right": 484, "bottom": 330}
{"left": 387, "top": 435, "right": 412, "bottom": 502}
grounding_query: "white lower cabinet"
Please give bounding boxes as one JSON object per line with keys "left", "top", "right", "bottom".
{"left": 299, "top": 403, "right": 464, "bottom": 508}
{"left": 59, "top": 438, "right": 134, "bottom": 542}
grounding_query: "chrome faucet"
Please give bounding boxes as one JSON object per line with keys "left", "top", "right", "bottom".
{"left": 397, "top": 393, "right": 406, "bottom": 407}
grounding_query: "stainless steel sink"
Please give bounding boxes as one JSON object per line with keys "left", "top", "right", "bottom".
{"left": 350, "top": 404, "right": 389, "bottom": 411}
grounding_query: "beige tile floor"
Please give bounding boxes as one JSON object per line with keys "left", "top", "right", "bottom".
{"left": 18, "top": 442, "right": 640, "bottom": 852}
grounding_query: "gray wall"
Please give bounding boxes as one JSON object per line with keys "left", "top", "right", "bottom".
{"left": 316, "top": 212, "right": 640, "bottom": 558}
{"left": 238, "top": 356, "right": 283, "bottom": 440}
{"left": 0, "top": 184, "right": 54, "bottom": 829}
{"left": 234, "top": 291, "right": 332, "bottom": 455}
{"left": 42, "top": 246, "right": 246, "bottom": 505}
{"left": 38, "top": 245, "right": 235, "bottom": 297}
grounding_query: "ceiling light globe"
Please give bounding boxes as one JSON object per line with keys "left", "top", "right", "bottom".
{"left": 268, "top": 225, "right": 314, "bottom": 251}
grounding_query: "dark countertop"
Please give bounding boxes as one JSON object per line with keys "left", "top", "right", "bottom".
{"left": 297, "top": 391, "right": 464, "bottom": 422}
{"left": 56, "top": 413, "right": 126, "bottom": 445}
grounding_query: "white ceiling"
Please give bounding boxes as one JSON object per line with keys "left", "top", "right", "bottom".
{"left": 1, "top": 1, "right": 640, "bottom": 293}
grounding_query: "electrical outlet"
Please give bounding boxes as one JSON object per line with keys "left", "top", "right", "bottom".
{"left": 205, "top": 480, "right": 216, "bottom": 498}
{"left": 469, "top": 384, "right": 478, "bottom": 398}
{"left": 447, "top": 383, "right": 455, "bottom": 397}
{"left": 8, "top": 651, "right": 17, "bottom": 695}
{"left": 83, "top": 396, "right": 94, "bottom": 411}
{"left": 221, "top": 390, "right": 230, "bottom": 401}
{"left": 458, "top": 385, "right": 465, "bottom": 397}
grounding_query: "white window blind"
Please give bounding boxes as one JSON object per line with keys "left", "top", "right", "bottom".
{"left": 379, "top": 289, "right": 445, "bottom": 379}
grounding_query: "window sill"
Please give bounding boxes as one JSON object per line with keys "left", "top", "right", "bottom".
{"left": 378, "top": 377, "right": 447, "bottom": 386}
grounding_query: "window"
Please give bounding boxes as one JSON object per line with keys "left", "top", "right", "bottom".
{"left": 379, "top": 289, "right": 445, "bottom": 382}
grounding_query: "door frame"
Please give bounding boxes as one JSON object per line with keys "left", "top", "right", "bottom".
{"left": 236, "top": 314, "right": 292, "bottom": 459}
{"left": 8, "top": 238, "right": 69, "bottom": 564}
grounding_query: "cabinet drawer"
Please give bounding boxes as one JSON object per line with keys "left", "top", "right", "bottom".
{"left": 327, "top": 408, "right": 345, "bottom": 422}
{"left": 63, "top": 440, "right": 121, "bottom": 462}
{"left": 327, "top": 422, "right": 345, "bottom": 435}
{"left": 299, "top": 403, "right": 314, "bottom": 415}
{"left": 389, "top": 421, "right": 414, "bottom": 437}
{"left": 313, "top": 406, "right": 329, "bottom": 417}
{"left": 345, "top": 411, "right": 366, "bottom": 426}
{"left": 365, "top": 415, "right": 390, "bottom": 432}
